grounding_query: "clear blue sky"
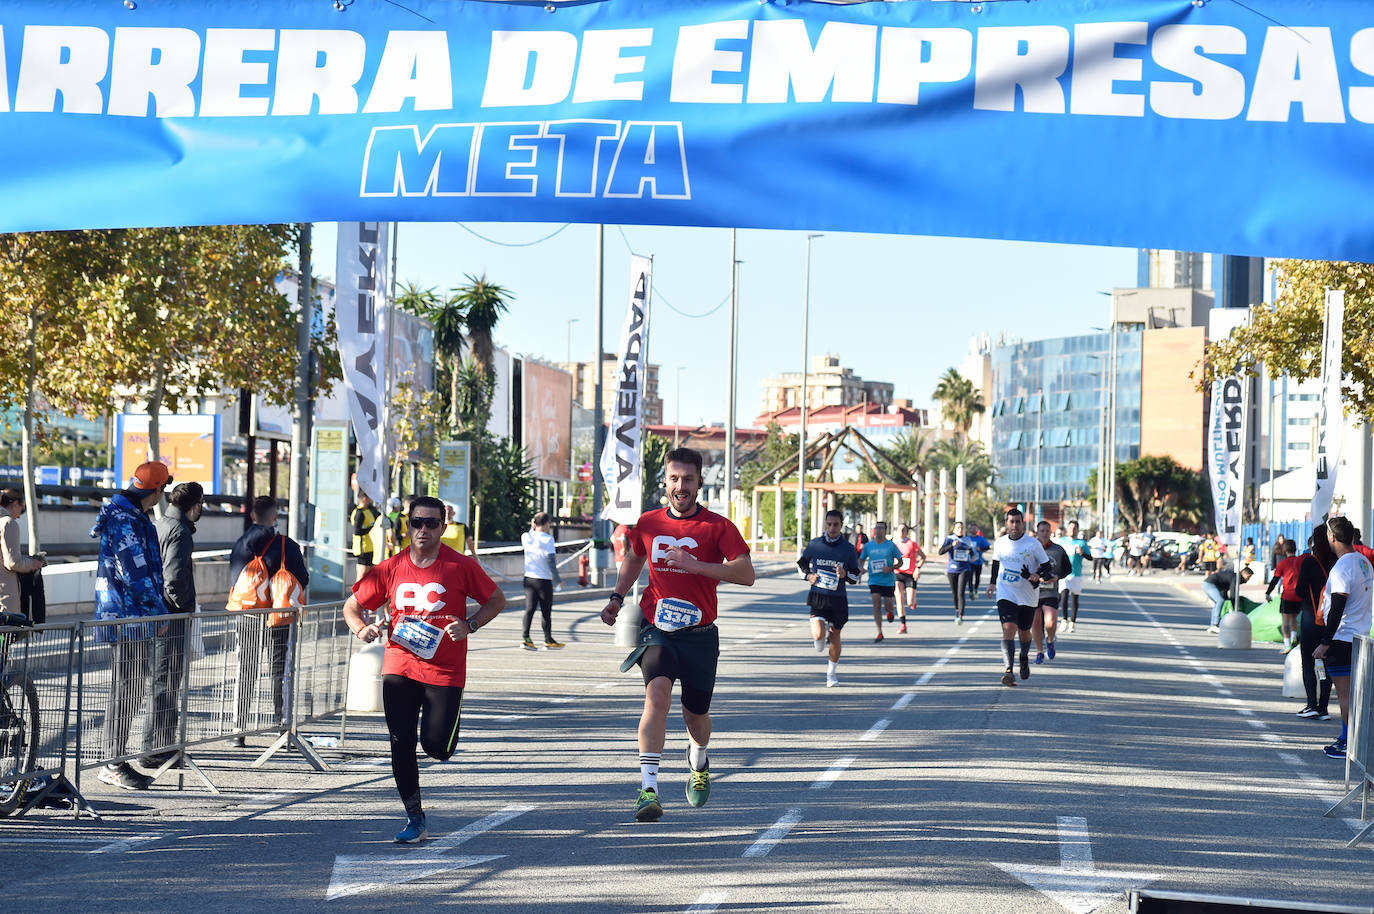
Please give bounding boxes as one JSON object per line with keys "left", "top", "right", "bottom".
{"left": 314, "top": 222, "right": 1137, "bottom": 430}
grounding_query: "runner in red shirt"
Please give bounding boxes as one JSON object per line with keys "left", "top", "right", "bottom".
{"left": 343, "top": 495, "right": 507, "bottom": 844}
{"left": 601, "top": 447, "right": 755, "bottom": 823}
{"left": 1265, "top": 538, "right": 1302, "bottom": 651}
{"left": 894, "top": 523, "right": 926, "bottom": 633}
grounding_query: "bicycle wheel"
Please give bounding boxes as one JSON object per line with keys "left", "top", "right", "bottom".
{"left": 0, "top": 674, "right": 40, "bottom": 816}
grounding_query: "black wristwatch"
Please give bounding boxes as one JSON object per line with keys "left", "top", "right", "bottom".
{"left": 608, "top": 592, "right": 625, "bottom": 605}
{"left": 467, "top": 616, "right": 480, "bottom": 632}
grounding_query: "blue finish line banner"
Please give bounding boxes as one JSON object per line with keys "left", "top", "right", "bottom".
{"left": 2, "top": 0, "right": 1373, "bottom": 259}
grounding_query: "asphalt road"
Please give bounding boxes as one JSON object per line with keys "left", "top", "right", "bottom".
{"left": 3, "top": 567, "right": 1372, "bottom": 913}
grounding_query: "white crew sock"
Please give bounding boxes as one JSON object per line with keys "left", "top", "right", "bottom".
{"left": 640, "top": 753, "right": 660, "bottom": 790}
{"left": 688, "top": 741, "right": 709, "bottom": 772}
{"left": 827, "top": 660, "right": 838, "bottom": 676}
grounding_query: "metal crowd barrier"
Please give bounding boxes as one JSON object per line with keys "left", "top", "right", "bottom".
{"left": 0, "top": 617, "right": 87, "bottom": 817}
{"left": 1326, "top": 633, "right": 1373, "bottom": 847}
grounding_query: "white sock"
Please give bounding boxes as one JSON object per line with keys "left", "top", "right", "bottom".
{"left": 688, "top": 741, "right": 709, "bottom": 771}
{"left": 640, "top": 753, "right": 660, "bottom": 790}
{"left": 827, "top": 660, "right": 838, "bottom": 676}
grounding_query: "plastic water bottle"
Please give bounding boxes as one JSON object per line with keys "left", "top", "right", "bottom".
{"left": 307, "top": 736, "right": 340, "bottom": 749}
{"left": 1314, "top": 659, "right": 1328, "bottom": 682}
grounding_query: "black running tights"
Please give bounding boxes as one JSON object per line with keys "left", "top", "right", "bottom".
{"left": 947, "top": 571, "right": 969, "bottom": 616}
{"left": 383, "top": 674, "right": 464, "bottom": 815}
{"left": 1298, "top": 609, "right": 1333, "bottom": 712}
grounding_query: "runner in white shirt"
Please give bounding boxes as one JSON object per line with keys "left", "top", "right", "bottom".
{"left": 520, "top": 512, "right": 564, "bottom": 649}
{"left": 984, "top": 507, "right": 1051, "bottom": 687}
{"left": 1088, "top": 530, "right": 1109, "bottom": 582}
{"left": 1312, "top": 516, "right": 1374, "bottom": 759}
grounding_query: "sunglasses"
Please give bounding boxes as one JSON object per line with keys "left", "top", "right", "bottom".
{"left": 409, "top": 515, "right": 443, "bottom": 530}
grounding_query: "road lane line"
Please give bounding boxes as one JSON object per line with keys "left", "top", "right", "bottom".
{"left": 686, "top": 890, "right": 729, "bottom": 913}
{"left": 891, "top": 692, "right": 915, "bottom": 710}
{"left": 860, "top": 719, "right": 892, "bottom": 741}
{"left": 811, "top": 757, "right": 855, "bottom": 790}
{"left": 1056, "top": 816, "right": 1093, "bottom": 873}
{"left": 1278, "top": 751, "right": 1306, "bottom": 767}
{"left": 742, "top": 809, "right": 803, "bottom": 858}
{"left": 431, "top": 804, "right": 535, "bottom": 853}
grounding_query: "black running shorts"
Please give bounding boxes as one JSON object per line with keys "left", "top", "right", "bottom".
{"left": 1279, "top": 599, "right": 1301, "bottom": 615}
{"left": 1038, "top": 592, "right": 1060, "bottom": 609}
{"left": 869, "top": 584, "right": 895, "bottom": 598}
{"left": 895, "top": 572, "right": 915, "bottom": 586}
{"left": 808, "top": 591, "right": 849, "bottom": 630}
{"left": 1324, "top": 639, "right": 1354, "bottom": 677}
{"left": 997, "top": 599, "right": 1036, "bottom": 631}
{"left": 633, "top": 621, "right": 719, "bottom": 715}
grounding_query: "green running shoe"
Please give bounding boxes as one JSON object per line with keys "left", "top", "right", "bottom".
{"left": 686, "top": 767, "right": 711, "bottom": 808}
{"left": 634, "top": 788, "right": 663, "bottom": 822}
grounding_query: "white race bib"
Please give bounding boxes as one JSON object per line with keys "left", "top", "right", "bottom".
{"left": 868, "top": 558, "right": 890, "bottom": 575}
{"left": 653, "top": 597, "right": 703, "bottom": 632}
{"left": 954, "top": 547, "right": 972, "bottom": 563}
{"left": 391, "top": 617, "right": 444, "bottom": 659}
{"left": 814, "top": 568, "right": 839, "bottom": 591}
{"left": 1001, "top": 569, "right": 1022, "bottom": 586}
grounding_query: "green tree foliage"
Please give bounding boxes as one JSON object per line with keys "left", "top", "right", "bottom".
{"left": 397, "top": 281, "right": 467, "bottom": 431}
{"left": 641, "top": 431, "right": 671, "bottom": 511}
{"left": 1088, "top": 454, "right": 1209, "bottom": 533}
{"left": 932, "top": 368, "right": 986, "bottom": 444}
{"left": 739, "top": 422, "right": 801, "bottom": 493}
{"left": 477, "top": 434, "right": 535, "bottom": 541}
{"left": 1203, "top": 259, "right": 1374, "bottom": 420}
{"left": 928, "top": 438, "right": 997, "bottom": 491}
{"left": 89, "top": 225, "right": 321, "bottom": 463}
{"left": 0, "top": 230, "right": 120, "bottom": 546}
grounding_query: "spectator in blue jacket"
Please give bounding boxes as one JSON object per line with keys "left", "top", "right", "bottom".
{"left": 91, "top": 461, "right": 172, "bottom": 791}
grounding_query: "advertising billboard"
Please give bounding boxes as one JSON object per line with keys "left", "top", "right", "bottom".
{"left": 522, "top": 360, "right": 573, "bottom": 481}
{"left": 115, "top": 414, "right": 222, "bottom": 492}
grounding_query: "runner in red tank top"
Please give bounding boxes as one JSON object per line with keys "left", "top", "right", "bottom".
{"left": 600, "top": 447, "right": 755, "bottom": 823}
{"left": 343, "top": 495, "right": 507, "bottom": 844}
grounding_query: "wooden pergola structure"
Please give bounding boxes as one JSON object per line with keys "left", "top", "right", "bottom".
{"left": 747, "top": 425, "right": 925, "bottom": 553}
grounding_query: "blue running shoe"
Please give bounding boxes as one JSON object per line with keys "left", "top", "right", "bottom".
{"left": 1034, "top": 652, "right": 1045, "bottom": 665}
{"left": 395, "top": 813, "right": 428, "bottom": 843}
{"left": 1047, "top": 641, "right": 1056, "bottom": 661}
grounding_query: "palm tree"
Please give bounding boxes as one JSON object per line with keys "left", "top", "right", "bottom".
{"left": 882, "top": 430, "right": 933, "bottom": 478}
{"left": 449, "top": 273, "right": 513, "bottom": 376}
{"left": 931, "top": 368, "right": 985, "bottom": 444}
{"left": 397, "top": 281, "right": 468, "bottom": 430}
{"left": 929, "top": 438, "right": 996, "bottom": 491}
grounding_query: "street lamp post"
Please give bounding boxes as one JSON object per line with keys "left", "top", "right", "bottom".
{"left": 566, "top": 317, "right": 580, "bottom": 366}
{"left": 674, "top": 366, "right": 685, "bottom": 448}
{"left": 798, "top": 233, "right": 823, "bottom": 552}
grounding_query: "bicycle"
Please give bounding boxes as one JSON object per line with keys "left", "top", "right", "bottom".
{"left": 0, "top": 611, "right": 40, "bottom": 817}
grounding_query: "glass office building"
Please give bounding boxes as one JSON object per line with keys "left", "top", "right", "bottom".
{"left": 989, "top": 330, "right": 1142, "bottom": 509}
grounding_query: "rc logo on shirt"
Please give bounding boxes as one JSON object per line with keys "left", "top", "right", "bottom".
{"left": 651, "top": 535, "right": 698, "bottom": 564}
{"left": 395, "top": 582, "right": 447, "bottom": 614}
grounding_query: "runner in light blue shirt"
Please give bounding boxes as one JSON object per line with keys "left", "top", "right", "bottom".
{"left": 859, "top": 521, "right": 903, "bottom": 643}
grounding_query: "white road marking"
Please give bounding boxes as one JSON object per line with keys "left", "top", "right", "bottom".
{"left": 860, "top": 719, "right": 892, "bottom": 741}
{"left": 1259, "top": 732, "right": 1283, "bottom": 742}
{"left": 1278, "top": 751, "right": 1305, "bottom": 767}
{"left": 742, "top": 808, "right": 803, "bottom": 858}
{"left": 326, "top": 804, "right": 533, "bottom": 900}
{"left": 685, "top": 890, "right": 729, "bottom": 913}
{"left": 90, "top": 834, "right": 168, "bottom": 854}
{"left": 810, "top": 757, "right": 855, "bottom": 790}
{"left": 994, "top": 815, "right": 1159, "bottom": 914}
{"left": 431, "top": 804, "right": 535, "bottom": 853}
{"left": 1057, "top": 816, "right": 1093, "bottom": 872}
{"left": 891, "top": 692, "right": 915, "bottom": 710}
{"left": 915, "top": 669, "right": 937, "bottom": 686}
